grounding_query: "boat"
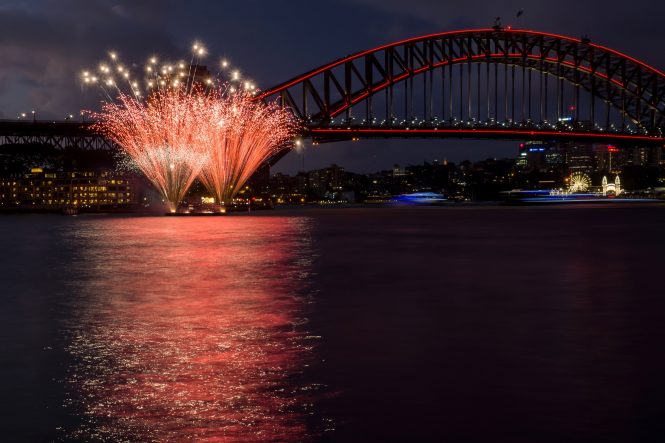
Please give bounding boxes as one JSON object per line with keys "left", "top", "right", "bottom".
{"left": 502, "top": 189, "right": 663, "bottom": 205}
{"left": 393, "top": 192, "right": 449, "bottom": 205}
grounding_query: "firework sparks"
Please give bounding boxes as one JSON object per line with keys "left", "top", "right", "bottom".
{"left": 93, "top": 89, "right": 212, "bottom": 212}
{"left": 80, "top": 41, "right": 259, "bottom": 100}
{"left": 199, "top": 92, "right": 296, "bottom": 205}
{"left": 83, "top": 42, "right": 297, "bottom": 213}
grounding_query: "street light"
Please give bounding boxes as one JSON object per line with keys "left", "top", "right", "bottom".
{"left": 294, "top": 139, "right": 305, "bottom": 172}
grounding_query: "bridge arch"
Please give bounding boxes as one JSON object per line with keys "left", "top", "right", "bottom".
{"left": 259, "top": 28, "right": 665, "bottom": 145}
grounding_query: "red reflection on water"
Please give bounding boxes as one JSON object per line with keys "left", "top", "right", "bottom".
{"left": 64, "top": 216, "right": 319, "bottom": 442}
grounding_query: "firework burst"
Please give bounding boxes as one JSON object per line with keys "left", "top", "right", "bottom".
{"left": 82, "top": 43, "right": 297, "bottom": 212}
{"left": 93, "top": 89, "right": 214, "bottom": 211}
{"left": 199, "top": 92, "right": 297, "bottom": 204}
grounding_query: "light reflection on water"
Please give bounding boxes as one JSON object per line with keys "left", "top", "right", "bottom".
{"left": 61, "top": 216, "right": 321, "bottom": 442}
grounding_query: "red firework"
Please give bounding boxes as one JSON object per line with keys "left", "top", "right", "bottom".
{"left": 198, "top": 91, "right": 297, "bottom": 204}
{"left": 84, "top": 44, "right": 297, "bottom": 212}
{"left": 93, "top": 89, "right": 213, "bottom": 212}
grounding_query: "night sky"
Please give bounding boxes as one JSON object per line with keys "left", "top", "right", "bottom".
{"left": 1, "top": 0, "right": 664, "bottom": 173}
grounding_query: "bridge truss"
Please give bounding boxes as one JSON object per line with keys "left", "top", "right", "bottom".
{"left": 259, "top": 28, "right": 665, "bottom": 146}
{"left": 0, "top": 120, "right": 117, "bottom": 150}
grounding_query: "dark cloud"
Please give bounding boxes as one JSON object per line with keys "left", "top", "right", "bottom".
{"left": 0, "top": 0, "right": 662, "bottom": 172}
{"left": 347, "top": 0, "right": 665, "bottom": 65}
{"left": 0, "top": 0, "right": 176, "bottom": 118}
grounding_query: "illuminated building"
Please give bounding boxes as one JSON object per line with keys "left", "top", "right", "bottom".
{"left": 0, "top": 168, "right": 138, "bottom": 211}
{"left": 594, "top": 144, "right": 621, "bottom": 172}
{"left": 602, "top": 175, "right": 622, "bottom": 196}
{"left": 565, "top": 142, "right": 594, "bottom": 171}
{"left": 515, "top": 151, "right": 528, "bottom": 168}
{"left": 545, "top": 147, "right": 566, "bottom": 168}
{"left": 518, "top": 141, "right": 635, "bottom": 174}
{"left": 516, "top": 141, "right": 564, "bottom": 171}
{"left": 308, "top": 164, "right": 345, "bottom": 198}
{"left": 516, "top": 142, "right": 546, "bottom": 170}
{"left": 631, "top": 146, "right": 663, "bottom": 167}
{"left": 392, "top": 164, "right": 408, "bottom": 177}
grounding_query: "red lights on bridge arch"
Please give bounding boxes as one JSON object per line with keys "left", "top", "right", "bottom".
{"left": 325, "top": 52, "right": 627, "bottom": 118}
{"left": 258, "top": 27, "right": 665, "bottom": 143}
{"left": 260, "top": 28, "right": 665, "bottom": 100}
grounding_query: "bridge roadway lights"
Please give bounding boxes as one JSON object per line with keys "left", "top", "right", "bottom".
{"left": 302, "top": 127, "right": 665, "bottom": 146}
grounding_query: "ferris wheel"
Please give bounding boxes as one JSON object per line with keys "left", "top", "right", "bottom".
{"left": 568, "top": 172, "right": 591, "bottom": 193}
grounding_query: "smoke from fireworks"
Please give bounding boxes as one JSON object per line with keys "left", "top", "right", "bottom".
{"left": 82, "top": 43, "right": 296, "bottom": 212}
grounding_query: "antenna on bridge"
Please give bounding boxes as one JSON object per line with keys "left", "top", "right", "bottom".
{"left": 493, "top": 17, "right": 503, "bottom": 31}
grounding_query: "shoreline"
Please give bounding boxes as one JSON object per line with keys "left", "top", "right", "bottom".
{"left": 2, "top": 199, "right": 665, "bottom": 216}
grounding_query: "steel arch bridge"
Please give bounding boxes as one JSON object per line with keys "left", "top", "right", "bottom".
{"left": 259, "top": 27, "right": 665, "bottom": 147}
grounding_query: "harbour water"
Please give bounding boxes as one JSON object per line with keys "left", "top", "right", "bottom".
{"left": 1, "top": 205, "right": 665, "bottom": 442}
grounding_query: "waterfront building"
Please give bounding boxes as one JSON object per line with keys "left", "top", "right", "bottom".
{"left": 0, "top": 168, "right": 138, "bottom": 211}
